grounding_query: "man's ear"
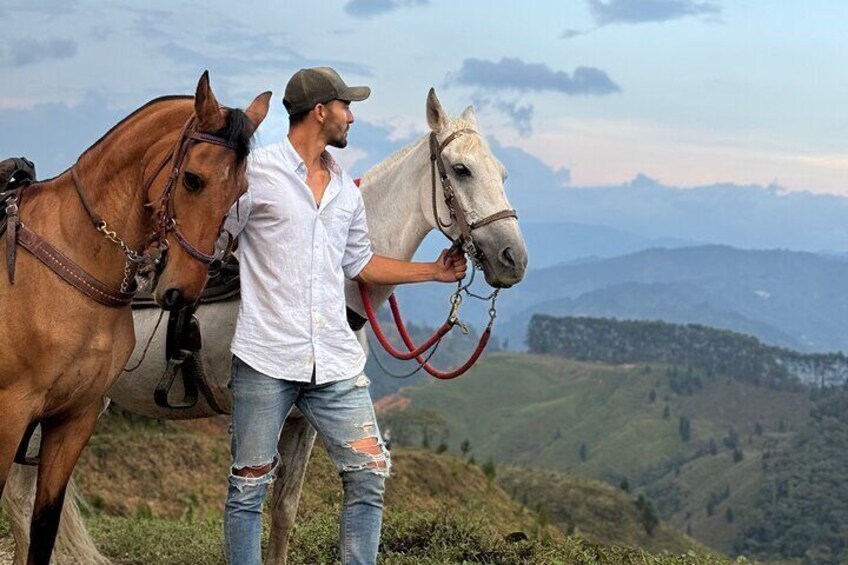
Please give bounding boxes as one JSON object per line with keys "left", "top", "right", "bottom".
{"left": 314, "top": 103, "right": 326, "bottom": 124}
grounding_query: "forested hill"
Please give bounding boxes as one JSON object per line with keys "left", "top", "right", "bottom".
{"left": 527, "top": 314, "right": 848, "bottom": 388}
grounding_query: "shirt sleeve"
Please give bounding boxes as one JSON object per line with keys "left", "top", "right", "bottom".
{"left": 222, "top": 155, "right": 260, "bottom": 238}
{"left": 222, "top": 189, "right": 252, "bottom": 239}
{"left": 342, "top": 186, "right": 374, "bottom": 279}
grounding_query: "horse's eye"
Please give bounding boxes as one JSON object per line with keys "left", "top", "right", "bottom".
{"left": 183, "top": 171, "right": 204, "bottom": 192}
{"left": 452, "top": 164, "right": 472, "bottom": 178}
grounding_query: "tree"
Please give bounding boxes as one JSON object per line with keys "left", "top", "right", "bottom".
{"left": 726, "top": 507, "right": 735, "bottom": 523}
{"left": 482, "top": 458, "right": 497, "bottom": 485}
{"left": 724, "top": 426, "right": 739, "bottom": 449}
{"left": 579, "top": 442, "right": 588, "bottom": 462}
{"left": 679, "top": 416, "right": 691, "bottom": 442}
{"left": 620, "top": 477, "right": 630, "bottom": 493}
{"left": 648, "top": 389, "right": 657, "bottom": 403}
{"left": 709, "top": 438, "right": 718, "bottom": 455}
{"left": 663, "top": 405, "right": 671, "bottom": 419}
{"left": 635, "top": 494, "right": 660, "bottom": 535}
{"left": 460, "top": 439, "right": 471, "bottom": 458}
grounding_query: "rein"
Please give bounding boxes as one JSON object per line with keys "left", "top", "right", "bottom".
{"left": 355, "top": 127, "right": 514, "bottom": 379}
{"left": 4, "top": 115, "right": 238, "bottom": 308}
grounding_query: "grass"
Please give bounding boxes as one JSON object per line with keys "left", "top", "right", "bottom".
{"left": 85, "top": 508, "right": 743, "bottom": 565}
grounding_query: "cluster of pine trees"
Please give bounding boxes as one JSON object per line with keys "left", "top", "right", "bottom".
{"left": 526, "top": 314, "right": 848, "bottom": 390}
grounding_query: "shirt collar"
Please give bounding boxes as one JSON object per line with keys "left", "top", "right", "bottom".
{"left": 281, "top": 137, "right": 341, "bottom": 176}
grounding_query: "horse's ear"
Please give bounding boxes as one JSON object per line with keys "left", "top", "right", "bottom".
{"left": 245, "top": 91, "right": 272, "bottom": 132}
{"left": 426, "top": 88, "right": 447, "bottom": 133}
{"left": 195, "top": 71, "right": 226, "bottom": 131}
{"left": 459, "top": 105, "right": 479, "bottom": 130}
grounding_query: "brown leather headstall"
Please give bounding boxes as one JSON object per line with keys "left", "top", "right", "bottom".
{"left": 429, "top": 129, "right": 518, "bottom": 264}
{"left": 5, "top": 115, "right": 241, "bottom": 308}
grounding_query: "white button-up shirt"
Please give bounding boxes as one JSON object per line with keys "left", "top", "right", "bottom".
{"left": 223, "top": 138, "right": 373, "bottom": 384}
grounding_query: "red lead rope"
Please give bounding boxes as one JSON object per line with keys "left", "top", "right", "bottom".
{"left": 353, "top": 177, "right": 492, "bottom": 379}
{"left": 358, "top": 282, "right": 492, "bottom": 380}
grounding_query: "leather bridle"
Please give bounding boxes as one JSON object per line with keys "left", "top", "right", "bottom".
{"left": 5, "top": 114, "right": 242, "bottom": 308}
{"left": 355, "top": 128, "right": 518, "bottom": 380}
{"left": 429, "top": 128, "right": 517, "bottom": 263}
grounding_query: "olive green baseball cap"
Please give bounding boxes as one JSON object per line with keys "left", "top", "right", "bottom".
{"left": 283, "top": 67, "right": 371, "bottom": 115}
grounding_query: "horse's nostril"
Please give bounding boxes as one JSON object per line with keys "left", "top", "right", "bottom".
{"left": 163, "top": 288, "right": 182, "bottom": 309}
{"left": 499, "top": 247, "right": 516, "bottom": 269}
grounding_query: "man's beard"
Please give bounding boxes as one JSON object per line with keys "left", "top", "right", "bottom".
{"left": 328, "top": 136, "right": 348, "bottom": 149}
{"left": 327, "top": 124, "right": 349, "bottom": 149}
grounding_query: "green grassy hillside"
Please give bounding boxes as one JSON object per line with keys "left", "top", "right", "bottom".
{"left": 379, "top": 352, "right": 812, "bottom": 556}
{"left": 498, "top": 467, "right": 707, "bottom": 555}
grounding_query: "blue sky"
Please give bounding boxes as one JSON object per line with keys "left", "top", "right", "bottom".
{"left": 2, "top": 0, "right": 846, "bottom": 194}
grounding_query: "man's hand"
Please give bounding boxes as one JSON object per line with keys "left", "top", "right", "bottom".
{"left": 433, "top": 248, "right": 468, "bottom": 282}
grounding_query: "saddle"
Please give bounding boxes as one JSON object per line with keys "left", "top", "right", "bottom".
{"left": 1, "top": 157, "right": 36, "bottom": 234}
{"left": 132, "top": 251, "right": 242, "bottom": 414}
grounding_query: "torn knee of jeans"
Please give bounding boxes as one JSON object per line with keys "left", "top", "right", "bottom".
{"left": 229, "top": 457, "right": 278, "bottom": 491}
{"left": 346, "top": 436, "right": 391, "bottom": 476}
{"left": 234, "top": 463, "right": 274, "bottom": 478}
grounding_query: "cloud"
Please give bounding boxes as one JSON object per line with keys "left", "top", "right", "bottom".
{"left": 448, "top": 57, "right": 621, "bottom": 96}
{"left": 587, "top": 0, "right": 721, "bottom": 25}
{"left": 156, "top": 42, "right": 371, "bottom": 80}
{"left": 128, "top": 16, "right": 179, "bottom": 41}
{"left": 344, "top": 0, "right": 428, "bottom": 19}
{"left": 2, "top": 38, "right": 77, "bottom": 67}
{"left": 90, "top": 25, "right": 114, "bottom": 41}
{"left": 6, "top": 0, "right": 79, "bottom": 15}
{"left": 472, "top": 95, "right": 535, "bottom": 137}
{"left": 497, "top": 101, "right": 534, "bottom": 137}
{"left": 560, "top": 29, "right": 587, "bottom": 39}
{"left": 0, "top": 91, "right": 130, "bottom": 179}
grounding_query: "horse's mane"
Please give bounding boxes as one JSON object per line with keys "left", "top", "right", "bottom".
{"left": 361, "top": 118, "right": 487, "bottom": 186}
{"left": 31, "top": 96, "right": 255, "bottom": 185}
{"left": 81, "top": 95, "right": 254, "bottom": 162}
{"left": 360, "top": 138, "right": 423, "bottom": 184}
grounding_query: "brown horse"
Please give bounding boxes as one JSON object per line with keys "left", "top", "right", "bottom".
{"left": 0, "top": 72, "right": 270, "bottom": 565}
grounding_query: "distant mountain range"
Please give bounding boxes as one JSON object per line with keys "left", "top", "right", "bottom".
{"left": 393, "top": 245, "right": 848, "bottom": 354}
{"left": 488, "top": 138, "right": 848, "bottom": 253}
{"left": 344, "top": 124, "right": 848, "bottom": 255}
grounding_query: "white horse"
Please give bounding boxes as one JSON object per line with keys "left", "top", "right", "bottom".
{"left": 1, "top": 89, "right": 528, "bottom": 564}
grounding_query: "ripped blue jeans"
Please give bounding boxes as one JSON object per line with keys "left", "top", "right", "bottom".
{"left": 224, "top": 356, "right": 391, "bottom": 565}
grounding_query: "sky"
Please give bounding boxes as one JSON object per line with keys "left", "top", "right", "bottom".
{"left": 1, "top": 0, "right": 846, "bottom": 195}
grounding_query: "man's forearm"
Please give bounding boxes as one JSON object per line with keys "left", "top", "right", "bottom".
{"left": 354, "top": 254, "right": 440, "bottom": 285}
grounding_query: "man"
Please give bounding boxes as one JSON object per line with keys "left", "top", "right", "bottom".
{"left": 222, "top": 67, "right": 467, "bottom": 565}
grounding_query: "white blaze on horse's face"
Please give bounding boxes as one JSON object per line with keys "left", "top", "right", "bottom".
{"left": 423, "top": 89, "right": 528, "bottom": 288}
